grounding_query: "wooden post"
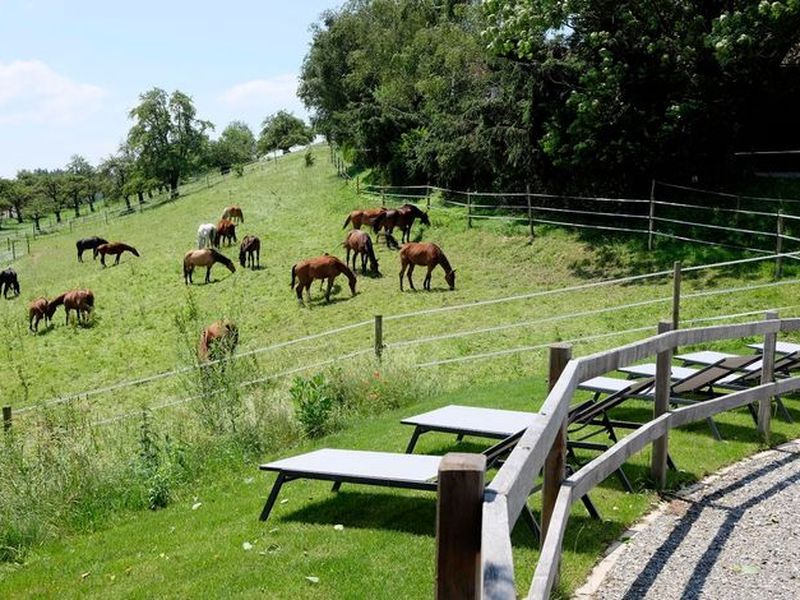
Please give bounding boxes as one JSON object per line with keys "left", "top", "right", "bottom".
{"left": 69, "top": 220, "right": 73, "bottom": 233}
{"left": 374, "top": 315, "right": 383, "bottom": 361}
{"left": 758, "top": 310, "right": 778, "bottom": 442}
{"left": 775, "top": 211, "right": 784, "bottom": 280}
{"left": 25, "top": 234, "right": 31, "bottom": 255}
{"left": 356, "top": 177, "right": 360, "bottom": 195}
{"left": 2, "top": 406, "right": 10, "bottom": 432}
{"left": 542, "top": 343, "right": 571, "bottom": 551}
{"left": 381, "top": 188, "right": 386, "bottom": 207}
{"left": 426, "top": 182, "right": 431, "bottom": 210}
{"left": 672, "top": 261, "right": 682, "bottom": 329}
{"left": 526, "top": 183, "right": 535, "bottom": 239}
{"left": 435, "top": 453, "right": 485, "bottom": 600}
{"left": 104, "top": 210, "right": 109, "bottom": 225}
{"left": 11, "top": 240, "right": 15, "bottom": 261}
{"left": 647, "top": 179, "right": 656, "bottom": 251}
{"left": 650, "top": 320, "right": 673, "bottom": 488}
{"left": 467, "top": 191, "right": 473, "bottom": 228}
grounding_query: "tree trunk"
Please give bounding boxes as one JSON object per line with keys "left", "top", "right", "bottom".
{"left": 169, "top": 176, "right": 179, "bottom": 199}
{"left": 14, "top": 204, "right": 24, "bottom": 223}
{"left": 87, "top": 197, "right": 95, "bottom": 212}
{"left": 124, "top": 195, "right": 132, "bottom": 211}
{"left": 137, "top": 191, "right": 145, "bottom": 205}
{"left": 148, "top": 189, "right": 153, "bottom": 199}
{"left": 54, "top": 210, "right": 62, "bottom": 223}
{"left": 32, "top": 215, "right": 41, "bottom": 231}
{"left": 73, "top": 197, "right": 80, "bottom": 218}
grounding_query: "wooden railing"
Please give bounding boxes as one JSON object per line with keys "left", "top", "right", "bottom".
{"left": 434, "top": 312, "right": 800, "bottom": 599}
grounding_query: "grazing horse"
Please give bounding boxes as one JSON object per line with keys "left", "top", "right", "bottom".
{"left": 95, "top": 242, "right": 140, "bottom": 266}
{"left": 239, "top": 235, "right": 261, "bottom": 269}
{"left": 215, "top": 219, "right": 237, "bottom": 246}
{"left": 374, "top": 204, "right": 430, "bottom": 244}
{"left": 183, "top": 248, "right": 236, "bottom": 284}
{"left": 399, "top": 242, "right": 456, "bottom": 291}
{"left": 28, "top": 297, "right": 54, "bottom": 332}
{"left": 291, "top": 255, "right": 357, "bottom": 304}
{"left": 76, "top": 237, "right": 108, "bottom": 262}
{"left": 343, "top": 230, "right": 380, "bottom": 275}
{"left": 221, "top": 206, "right": 244, "bottom": 223}
{"left": 198, "top": 320, "right": 239, "bottom": 362}
{"left": 0, "top": 268, "right": 20, "bottom": 298}
{"left": 197, "top": 223, "right": 217, "bottom": 249}
{"left": 49, "top": 289, "right": 95, "bottom": 325}
{"left": 342, "top": 207, "right": 387, "bottom": 230}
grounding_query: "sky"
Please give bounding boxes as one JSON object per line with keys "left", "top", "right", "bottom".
{"left": 0, "top": 0, "right": 343, "bottom": 177}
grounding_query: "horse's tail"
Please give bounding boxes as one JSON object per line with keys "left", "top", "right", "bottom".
{"left": 290, "top": 264, "right": 297, "bottom": 288}
{"left": 342, "top": 214, "right": 352, "bottom": 229}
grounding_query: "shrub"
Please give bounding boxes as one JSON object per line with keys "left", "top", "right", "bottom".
{"left": 290, "top": 373, "right": 341, "bottom": 438}
{"left": 304, "top": 150, "right": 315, "bottom": 167}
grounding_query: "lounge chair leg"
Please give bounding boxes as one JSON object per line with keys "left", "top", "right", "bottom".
{"left": 580, "top": 494, "right": 601, "bottom": 520}
{"left": 747, "top": 402, "right": 759, "bottom": 424}
{"left": 455, "top": 433, "right": 465, "bottom": 443}
{"left": 616, "top": 467, "right": 634, "bottom": 493}
{"left": 706, "top": 417, "right": 723, "bottom": 441}
{"left": 520, "top": 504, "right": 540, "bottom": 544}
{"left": 404, "top": 427, "right": 424, "bottom": 453}
{"left": 776, "top": 396, "right": 793, "bottom": 423}
{"left": 602, "top": 412, "right": 619, "bottom": 443}
{"left": 331, "top": 481, "right": 342, "bottom": 493}
{"left": 259, "top": 473, "right": 287, "bottom": 522}
{"left": 667, "top": 453, "right": 677, "bottom": 471}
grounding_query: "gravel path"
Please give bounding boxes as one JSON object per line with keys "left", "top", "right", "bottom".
{"left": 588, "top": 440, "right": 800, "bottom": 599}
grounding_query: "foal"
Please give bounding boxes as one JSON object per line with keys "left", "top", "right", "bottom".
{"left": 95, "top": 242, "right": 140, "bottom": 266}
{"left": 399, "top": 242, "right": 456, "bottom": 291}
{"left": 239, "top": 235, "right": 261, "bottom": 269}
{"left": 342, "top": 207, "right": 386, "bottom": 230}
{"left": 49, "top": 289, "right": 95, "bottom": 325}
{"left": 198, "top": 320, "right": 239, "bottom": 362}
{"left": 291, "top": 255, "right": 357, "bottom": 304}
{"left": 343, "top": 230, "right": 380, "bottom": 275}
{"left": 28, "top": 297, "right": 54, "bottom": 332}
{"left": 221, "top": 206, "right": 244, "bottom": 223}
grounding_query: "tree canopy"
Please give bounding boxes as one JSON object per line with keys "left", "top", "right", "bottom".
{"left": 211, "top": 121, "right": 257, "bottom": 171}
{"left": 257, "top": 111, "right": 313, "bottom": 155}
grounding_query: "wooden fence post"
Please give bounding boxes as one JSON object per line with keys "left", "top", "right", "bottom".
{"left": 381, "top": 188, "right": 386, "bottom": 207}
{"left": 11, "top": 240, "right": 15, "bottom": 261}
{"left": 775, "top": 211, "right": 784, "bottom": 280}
{"left": 526, "top": 183, "right": 535, "bottom": 240}
{"left": 647, "top": 179, "right": 656, "bottom": 251}
{"left": 104, "top": 210, "right": 109, "bottom": 225}
{"left": 2, "top": 405, "right": 11, "bottom": 432}
{"left": 759, "top": 310, "right": 778, "bottom": 442}
{"left": 25, "top": 234, "right": 31, "bottom": 255}
{"left": 426, "top": 182, "right": 431, "bottom": 210}
{"left": 69, "top": 220, "right": 73, "bottom": 232}
{"left": 672, "top": 261, "right": 682, "bottom": 329}
{"left": 374, "top": 315, "right": 383, "bottom": 361}
{"left": 435, "top": 453, "right": 485, "bottom": 600}
{"left": 467, "top": 191, "right": 473, "bottom": 228}
{"left": 542, "top": 343, "right": 571, "bottom": 552}
{"left": 651, "top": 320, "right": 673, "bottom": 488}
{"left": 356, "top": 177, "right": 360, "bottom": 195}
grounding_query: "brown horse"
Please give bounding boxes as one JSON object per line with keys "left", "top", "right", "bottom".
{"left": 373, "top": 204, "right": 430, "bottom": 243}
{"left": 343, "top": 230, "right": 380, "bottom": 275}
{"left": 198, "top": 320, "right": 239, "bottom": 362}
{"left": 183, "top": 248, "right": 236, "bottom": 284}
{"left": 399, "top": 242, "right": 456, "bottom": 291}
{"left": 95, "top": 242, "right": 140, "bottom": 266}
{"left": 49, "top": 289, "right": 95, "bottom": 325}
{"left": 215, "top": 219, "right": 237, "bottom": 246}
{"left": 291, "top": 255, "right": 357, "bottom": 304}
{"left": 342, "top": 207, "right": 386, "bottom": 230}
{"left": 239, "top": 235, "right": 261, "bottom": 269}
{"left": 28, "top": 297, "right": 54, "bottom": 332}
{"left": 221, "top": 206, "right": 244, "bottom": 223}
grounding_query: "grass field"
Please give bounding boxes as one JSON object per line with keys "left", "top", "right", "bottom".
{"left": 2, "top": 147, "right": 800, "bottom": 597}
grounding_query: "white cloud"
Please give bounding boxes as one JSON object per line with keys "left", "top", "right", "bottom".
{"left": 220, "top": 74, "right": 303, "bottom": 114}
{"left": 0, "top": 59, "right": 107, "bottom": 125}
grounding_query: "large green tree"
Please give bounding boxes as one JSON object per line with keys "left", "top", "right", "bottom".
{"left": 127, "top": 88, "right": 213, "bottom": 198}
{"left": 212, "top": 121, "right": 257, "bottom": 171}
{"left": 257, "top": 111, "right": 313, "bottom": 155}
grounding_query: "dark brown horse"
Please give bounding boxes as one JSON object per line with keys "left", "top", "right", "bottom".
{"left": 343, "top": 230, "right": 380, "bottom": 275}
{"left": 342, "top": 207, "right": 387, "bottom": 230}
{"left": 76, "top": 237, "right": 108, "bottom": 262}
{"left": 373, "top": 204, "right": 430, "bottom": 243}
{"left": 198, "top": 320, "right": 239, "bottom": 362}
{"left": 221, "top": 206, "right": 244, "bottom": 223}
{"left": 399, "top": 242, "right": 456, "bottom": 291}
{"left": 95, "top": 242, "right": 140, "bottom": 266}
{"left": 215, "top": 219, "right": 237, "bottom": 246}
{"left": 28, "top": 297, "right": 54, "bottom": 332}
{"left": 183, "top": 248, "right": 236, "bottom": 284}
{"left": 0, "top": 268, "right": 20, "bottom": 298}
{"left": 49, "top": 289, "right": 95, "bottom": 325}
{"left": 291, "top": 255, "right": 357, "bottom": 304}
{"left": 239, "top": 235, "right": 261, "bottom": 269}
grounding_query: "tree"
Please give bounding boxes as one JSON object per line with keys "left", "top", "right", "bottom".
{"left": 257, "top": 111, "right": 313, "bottom": 155}
{"left": 99, "top": 146, "right": 136, "bottom": 211}
{"left": 37, "top": 169, "right": 67, "bottom": 223}
{"left": 212, "top": 121, "right": 257, "bottom": 172}
{"left": 127, "top": 88, "right": 213, "bottom": 198}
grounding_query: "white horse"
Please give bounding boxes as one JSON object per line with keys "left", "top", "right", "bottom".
{"left": 197, "top": 223, "right": 217, "bottom": 249}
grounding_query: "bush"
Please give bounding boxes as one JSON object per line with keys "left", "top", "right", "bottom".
{"left": 290, "top": 373, "right": 342, "bottom": 438}
{"left": 304, "top": 150, "right": 315, "bottom": 167}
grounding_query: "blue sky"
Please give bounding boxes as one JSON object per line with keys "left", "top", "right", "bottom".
{"left": 0, "top": 0, "right": 343, "bottom": 177}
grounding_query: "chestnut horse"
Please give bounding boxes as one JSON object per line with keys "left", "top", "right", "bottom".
{"left": 291, "top": 255, "right": 357, "bottom": 304}
{"left": 373, "top": 204, "right": 430, "bottom": 243}
{"left": 183, "top": 248, "right": 236, "bottom": 284}
{"left": 28, "top": 297, "right": 54, "bottom": 332}
{"left": 95, "top": 242, "right": 140, "bottom": 266}
{"left": 0, "top": 268, "right": 20, "bottom": 298}
{"left": 198, "top": 320, "right": 239, "bottom": 362}
{"left": 215, "top": 219, "right": 237, "bottom": 246}
{"left": 221, "top": 206, "right": 244, "bottom": 223}
{"left": 49, "top": 289, "right": 95, "bottom": 325}
{"left": 239, "top": 235, "right": 261, "bottom": 269}
{"left": 342, "top": 207, "right": 386, "bottom": 230}
{"left": 399, "top": 242, "right": 456, "bottom": 291}
{"left": 343, "top": 230, "right": 380, "bottom": 275}
{"left": 76, "top": 236, "right": 108, "bottom": 262}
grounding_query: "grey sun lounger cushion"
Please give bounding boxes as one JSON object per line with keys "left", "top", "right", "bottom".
{"left": 748, "top": 341, "right": 800, "bottom": 355}
{"left": 676, "top": 350, "right": 762, "bottom": 371}
{"left": 401, "top": 405, "right": 538, "bottom": 439}
{"left": 619, "top": 364, "right": 698, "bottom": 380}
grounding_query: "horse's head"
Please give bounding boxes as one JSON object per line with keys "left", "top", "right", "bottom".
{"left": 348, "top": 276, "right": 357, "bottom": 296}
{"left": 445, "top": 269, "right": 456, "bottom": 291}
{"left": 420, "top": 211, "right": 431, "bottom": 226}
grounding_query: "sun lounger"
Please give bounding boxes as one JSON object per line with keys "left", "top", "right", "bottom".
{"left": 258, "top": 431, "right": 550, "bottom": 536}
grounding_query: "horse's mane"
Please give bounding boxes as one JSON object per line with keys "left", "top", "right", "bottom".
{"left": 117, "top": 243, "right": 140, "bottom": 256}
{"left": 332, "top": 255, "right": 357, "bottom": 281}
{"left": 437, "top": 249, "right": 453, "bottom": 274}
{"left": 210, "top": 248, "right": 234, "bottom": 267}
{"left": 402, "top": 203, "right": 424, "bottom": 216}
